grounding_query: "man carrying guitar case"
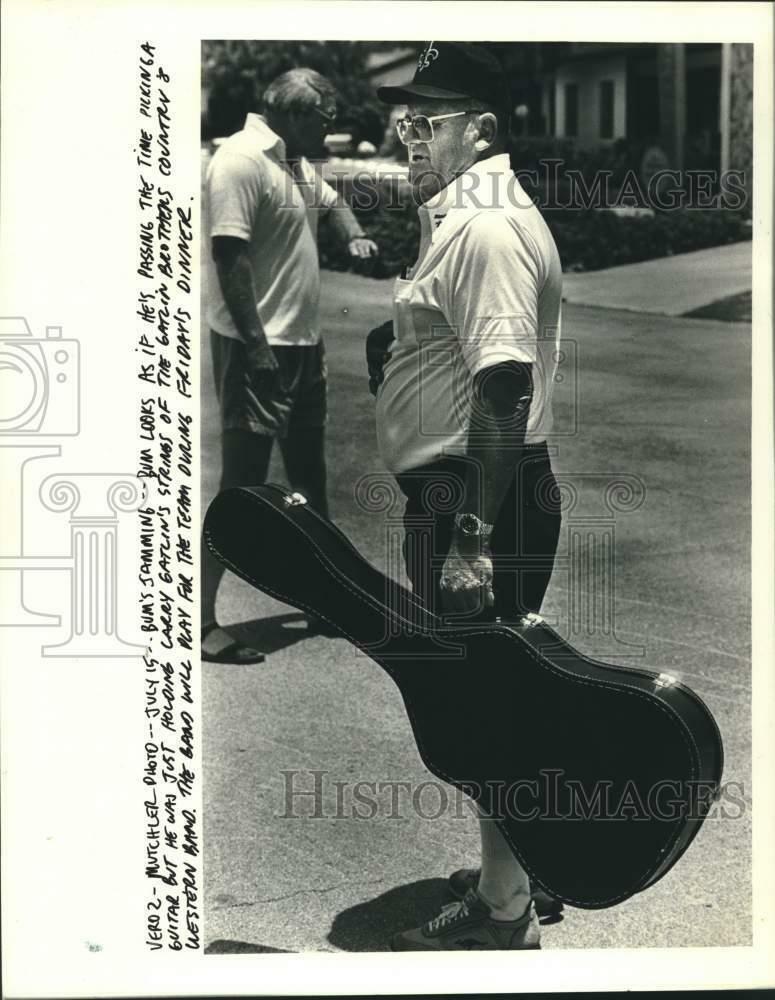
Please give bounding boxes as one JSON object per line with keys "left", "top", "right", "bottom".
{"left": 369, "top": 42, "right": 565, "bottom": 950}
{"left": 205, "top": 41, "right": 723, "bottom": 954}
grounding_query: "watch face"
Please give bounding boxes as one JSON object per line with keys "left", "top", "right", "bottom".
{"left": 458, "top": 513, "right": 480, "bottom": 535}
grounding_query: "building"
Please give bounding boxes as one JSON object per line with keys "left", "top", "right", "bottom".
{"left": 366, "top": 42, "right": 754, "bottom": 185}
{"left": 544, "top": 42, "right": 753, "bottom": 180}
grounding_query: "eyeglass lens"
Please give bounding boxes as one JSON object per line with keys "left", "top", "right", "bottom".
{"left": 397, "top": 116, "right": 433, "bottom": 143}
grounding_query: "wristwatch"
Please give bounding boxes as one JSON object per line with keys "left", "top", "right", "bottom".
{"left": 454, "top": 512, "right": 494, "bottom": 538}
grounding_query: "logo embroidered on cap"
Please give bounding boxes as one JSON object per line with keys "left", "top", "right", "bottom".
{"left": 417, "top": 42, "right": 439, "bottom": 72}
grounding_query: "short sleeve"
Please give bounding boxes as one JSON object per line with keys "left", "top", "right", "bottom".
{"left": 443, "top": 213, "right": 544, "bottom": 375}
{"left": 318, "top": 175, "right": 340, "bottom": 212}
{"left": 206, "top": 150, "right": 262, "bottom": 241}
{"left": 298, "top": 158, "right": 340, "bottom": 212}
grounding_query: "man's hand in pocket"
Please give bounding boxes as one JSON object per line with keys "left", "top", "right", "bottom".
{"left": 366, "top": 320, "right": 394, "bottom": 396}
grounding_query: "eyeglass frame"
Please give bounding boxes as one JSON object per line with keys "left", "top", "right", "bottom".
{"left": 309, "top": 105, "right": 338, "bottom": 127}
{"left": 395, "top": 109, "right": 482, "bottom": 145}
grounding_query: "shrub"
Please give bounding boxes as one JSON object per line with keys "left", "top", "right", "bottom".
{"left": 319, "top": 192, "right": 751, "bottom": 278}
{"left": 545, "top": 208, "right": 750, "bottom": 272}
{"left": 318, "top": 137, "right": 750, "bottom": 277}
{"left": 319, "top": 170, "right": 419, "bottom": 277}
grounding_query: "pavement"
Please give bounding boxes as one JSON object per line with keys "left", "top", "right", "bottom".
{"left": 561, "top": 240, "right": 752, "bottom": 316}
{"left": 200, "top": 250, "right": 752, "bottom": 953}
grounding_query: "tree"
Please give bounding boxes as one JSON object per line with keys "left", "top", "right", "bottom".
{"left": 201, "top": 40, "right": 393, "bottom": 143}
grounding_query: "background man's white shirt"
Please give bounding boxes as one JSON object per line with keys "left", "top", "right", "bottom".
{"left": 376, "top": 154, "right": 563, "bottom": 474}
{"left": 206, "top": 113, "right": 339, "bottom": 345}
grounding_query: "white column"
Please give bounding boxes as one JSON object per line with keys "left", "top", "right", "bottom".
{"left": 673, "top": 44, "right": 687, "bottom": 172}
{"left": 40, "top": 474, "right": 147, "bottom": 657}
{"left": 550, "top": 474, "right": 646, "bottom": 658}
{"left": 719, "top": 42, "right": 732, "bottom": 176}
{"left": 0, "top": 444, "right": 61, "bottom": 625}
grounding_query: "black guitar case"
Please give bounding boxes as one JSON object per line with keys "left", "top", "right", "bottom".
{"left": 204, "top": 483, "right": 724, "bottom": 910}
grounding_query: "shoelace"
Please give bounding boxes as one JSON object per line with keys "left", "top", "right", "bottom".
{"left": 426, "top": 898, "right": 473, "bottom": 933}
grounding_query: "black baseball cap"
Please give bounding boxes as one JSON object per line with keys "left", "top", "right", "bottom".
{"left": 377, "top": 41, "right": 508, "bottom": 108}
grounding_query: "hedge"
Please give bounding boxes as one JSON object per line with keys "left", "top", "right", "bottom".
{"left": 319, "top": 198, "right": 751, "bottom": 278}
{"left": 317, "top": 129, "right": 750, "bottom": 275}
{"left": 543, "top": 207, "right": 751, "bottom": 273}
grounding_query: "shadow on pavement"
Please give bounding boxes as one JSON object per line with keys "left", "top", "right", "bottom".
{"left": 327, "top": 878, "right": 566, "bottom": 952}
{"left": 205, "top": 939, "right": 293, "bottom": 954}
{"left": 227, "top": 612, "right": 323, "bottom": 657}
{"left": 327, "top": 877, "right": 448, "bottom": 951}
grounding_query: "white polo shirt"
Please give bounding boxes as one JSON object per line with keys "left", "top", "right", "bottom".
{"left": 376, "top": 153, "right": 562, "bottom": 474}
{"left": 206, "top": 114, "right": 339, "bottom": 345}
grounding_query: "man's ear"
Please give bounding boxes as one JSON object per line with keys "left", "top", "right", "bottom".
{"left": 473, "top": 112, "right": 498, "bottom": 152}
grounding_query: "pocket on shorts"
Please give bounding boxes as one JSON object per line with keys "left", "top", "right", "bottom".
{"left": 272, "top": 347, "right": 302, "bottom": 396}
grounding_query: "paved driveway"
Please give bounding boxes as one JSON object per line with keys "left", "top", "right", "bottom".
{"left": 562, "top": 240, "right": 752, "bottom": 315}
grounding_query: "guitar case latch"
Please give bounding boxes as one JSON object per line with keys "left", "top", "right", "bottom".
{"left": 284, "top": 492, "right": 309, "bottom": 507}
{"left": 495, "top": 612, "right": 545, "bottom": 628}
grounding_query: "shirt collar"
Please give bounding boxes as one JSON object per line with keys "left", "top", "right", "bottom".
{"left": 245, "top": 112, "right": 286, "bottom": 158}
{"left": 419, "top": 153, "right": 515, "bottom": 240}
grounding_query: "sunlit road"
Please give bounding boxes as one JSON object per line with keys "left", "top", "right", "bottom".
{"left": 200, "top": 266, "right": 752, "bottom": 953}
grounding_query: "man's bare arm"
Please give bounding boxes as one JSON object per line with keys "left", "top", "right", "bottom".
{"left": 462, "top": 362, "right": 533, "bottom": 525}
{"left": 440, "top": 361, "right": 533, "bottom": 613}
{"left": 325, "top": 196, "right": 379, "bottom": 258}
{"left": 212, "top": 235, "right": 277, "bottom": 370}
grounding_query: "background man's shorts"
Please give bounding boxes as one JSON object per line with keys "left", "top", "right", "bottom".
{"left": 210, "top": 331, "right": 327, "bottom": 437}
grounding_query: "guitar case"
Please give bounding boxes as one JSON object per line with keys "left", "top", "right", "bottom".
{"left": 204, "top": 483, "right": 724, "bottom": 910}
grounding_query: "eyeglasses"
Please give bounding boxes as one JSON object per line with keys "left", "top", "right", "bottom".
{"left": 311, "top": 106, "right": 337, "bottom": 128}
{"left": 395, "top": 110, "right": 479, "bottom": 145}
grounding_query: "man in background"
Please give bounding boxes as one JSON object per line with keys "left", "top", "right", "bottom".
{"left": 370, "top": 41, "right": 564, "bottom": 951}
{"left": 202, "top": 67, "right": 378, "bottom": 663}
